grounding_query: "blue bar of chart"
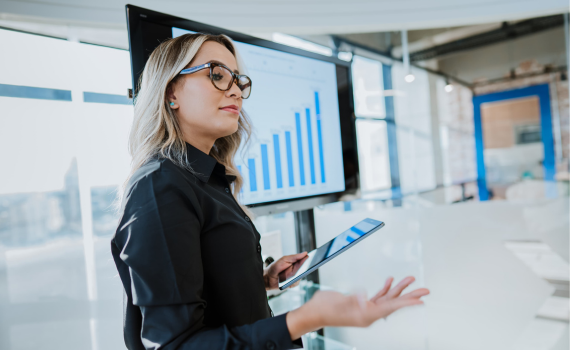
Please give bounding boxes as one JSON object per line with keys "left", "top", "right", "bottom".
{"left": 295, "top": 112, "right": 306, "bottom": 186}
{"left": 315, "top": 92, "right": 326, "bottom": 183}
{"left": 285, "top": 131, "right": 294, "bottom": 187}
{"left": 248, "top": 159, "right": 257, "bottom": 192}
{"left": 261, "top": 144, "right": 271, "bottom": 190}
{"left": 273, "top": 134, "right": 283, "bottom": 188}
{"left": 306, "top": 108, "right": 316, "bottom": 184}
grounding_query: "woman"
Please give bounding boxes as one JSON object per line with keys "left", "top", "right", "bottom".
{"left": 111, "top": 33, "right": 429, "bottom": 350}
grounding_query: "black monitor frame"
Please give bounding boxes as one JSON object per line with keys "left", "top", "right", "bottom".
{"left": 126, "top": 4, "right": 359, "bottom": 215}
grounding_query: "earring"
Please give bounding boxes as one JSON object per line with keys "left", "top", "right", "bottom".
{"left": 170, "top": 102, "right": 175, "bottom": 107}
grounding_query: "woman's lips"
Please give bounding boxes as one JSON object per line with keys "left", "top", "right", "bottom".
{"left": 220, "top": 107, "right": 239, "bottom": 115}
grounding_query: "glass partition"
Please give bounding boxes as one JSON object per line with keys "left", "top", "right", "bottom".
{"left": 0, "top": 28, "right": 132, "bottom": 350}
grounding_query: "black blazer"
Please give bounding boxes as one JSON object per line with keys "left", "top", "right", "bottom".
{"left": 111, "top": 142, "right": 303, "bottom": 350}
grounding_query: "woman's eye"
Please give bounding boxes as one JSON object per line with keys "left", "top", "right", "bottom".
{"left": 211, "top": 73, "right": 224, "bottom": 81}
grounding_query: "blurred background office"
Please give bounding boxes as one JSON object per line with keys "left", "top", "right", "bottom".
{"left": 0, "top": 0, "right": 568, "bottom": 349}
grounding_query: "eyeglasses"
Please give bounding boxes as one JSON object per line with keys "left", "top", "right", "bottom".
{"left": 179, "top": 62, "right": 252, "bottom": 99}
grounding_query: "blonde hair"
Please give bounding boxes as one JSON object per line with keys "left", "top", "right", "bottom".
{"left": 118, "top": 33, "right": 253, "bottom": 216}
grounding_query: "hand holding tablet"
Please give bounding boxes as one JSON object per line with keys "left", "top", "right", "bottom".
{"left": 263, "top": 252, "right": 310, "bottom": 291}
{"left": 277, "top": 218, "right": 385, "bottom": 290}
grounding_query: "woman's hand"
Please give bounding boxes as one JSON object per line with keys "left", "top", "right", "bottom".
{"left": 263, "top": 252, "right": 309, "bottom": 291}
{"left": 286, "top": 276, "right": 429, "bottom": 340}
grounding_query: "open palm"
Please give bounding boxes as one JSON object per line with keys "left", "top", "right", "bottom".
{"left": 307, "top": 276, "right": 429, "bottom": 327}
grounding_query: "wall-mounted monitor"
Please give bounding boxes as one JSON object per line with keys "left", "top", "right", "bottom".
{"left": 126, "top": 5, "right": 358, "bottom": 215}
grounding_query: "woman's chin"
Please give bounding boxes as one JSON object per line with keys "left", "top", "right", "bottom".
{"left": 217, "top": 124, "right": 239, "bottom": 138}
{"left": 210, "top": 114, "right": 239, "bottom": 137}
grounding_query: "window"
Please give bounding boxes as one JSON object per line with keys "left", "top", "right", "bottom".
{"left": 0, "top": 28, "right": 132, "bottom": 349}
{"left": 351, "top": 55, "right": 386, "bottom": 119}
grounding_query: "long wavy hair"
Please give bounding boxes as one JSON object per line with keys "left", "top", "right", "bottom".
{"left": 118, "top": 33, "right": 253, "bottom": 215}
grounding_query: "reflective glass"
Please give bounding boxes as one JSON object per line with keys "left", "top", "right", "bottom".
{"left": 211, "top": 65, "right": 233, "bottom": 90}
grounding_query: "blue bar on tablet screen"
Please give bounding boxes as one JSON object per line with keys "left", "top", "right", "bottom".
{"left": 353, "top": 221, "right": 378, "bottom": 234}
{"left": 346, "top": 236, "right": 356, "bottom": 243}
{"left": 350, "top": 226, "right": 365, "bottom": 236}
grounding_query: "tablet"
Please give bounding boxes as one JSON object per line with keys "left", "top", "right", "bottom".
{"left": 278, "top": 218, "right": 385, "bottom": 290}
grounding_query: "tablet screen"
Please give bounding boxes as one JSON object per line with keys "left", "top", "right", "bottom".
{"left": 278, "top": 218, "right": 384, "bottom": 289}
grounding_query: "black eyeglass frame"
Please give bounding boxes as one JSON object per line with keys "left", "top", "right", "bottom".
{"left": 179, "top": 62, "right": 252, "bottom": 99}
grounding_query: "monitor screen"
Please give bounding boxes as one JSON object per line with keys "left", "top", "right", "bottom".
{"left": 173, "top": 28, "right": 345, "bottom": 205}
{"left": 126, "top": 5, "right": 358, "bottom": 209}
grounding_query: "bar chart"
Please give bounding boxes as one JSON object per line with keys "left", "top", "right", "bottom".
{"left": 240, "top": 91, "right": 328, "bottom": 197}
{"left": 231, "top": 39, "right": 345, "bottom": 205}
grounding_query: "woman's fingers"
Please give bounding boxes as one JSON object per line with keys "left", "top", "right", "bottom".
{"left": 375, "top": 298, "right": 423, "bottom": 319}
{"left": 267, "top": 252, "right": 309, "bottom": 277}
{"left": 281, "top": 252, "right": 308, "bottom": 264}
{"left": 370, "top": 289, "right": 427, "bottom": 319}
{"left": 400, "top": 288, "right": 430, "bottom": 300}
{"left": 289, "top": 280, "right": 301, "bottom": 288}
{"left": 371, "top": 276, "right": 419, "bottom": 303}
{"left": 386, "top": 276, "right": 415, "bottom": 299}
{"left": 392, "top": 297, "right": 425, "bottom": 310}
{"left": 370, "top": 277, "right": 393, "bottom": 302}
{"left": 379, "top": 287, "right": 429, "bottom": 315}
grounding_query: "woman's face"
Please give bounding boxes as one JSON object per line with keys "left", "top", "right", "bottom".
{"left": 168, "top": 41, "right": 243, "bottom": 150}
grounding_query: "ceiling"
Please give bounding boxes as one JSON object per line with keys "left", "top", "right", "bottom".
{"left": 0, "top": 0, "right": 567, "bottom": 35}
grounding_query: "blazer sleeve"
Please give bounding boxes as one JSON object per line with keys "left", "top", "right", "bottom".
{"left": 114, "top": 170, "right": 303, "bottom": 350}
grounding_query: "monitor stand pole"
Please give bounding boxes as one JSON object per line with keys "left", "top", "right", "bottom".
{"left": 294, "top": 208, "right": 325, "bottom": 340}
{"left": 294, "top": 208, "right": 319, "bottom": 284}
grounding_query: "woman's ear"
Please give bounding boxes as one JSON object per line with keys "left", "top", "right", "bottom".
{"left": 166, "top": 84, "right": 179, "bottom": 109}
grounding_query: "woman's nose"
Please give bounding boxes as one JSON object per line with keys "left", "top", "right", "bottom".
{"left": 226, "top": 79, "right": 242, "bottom": 99}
